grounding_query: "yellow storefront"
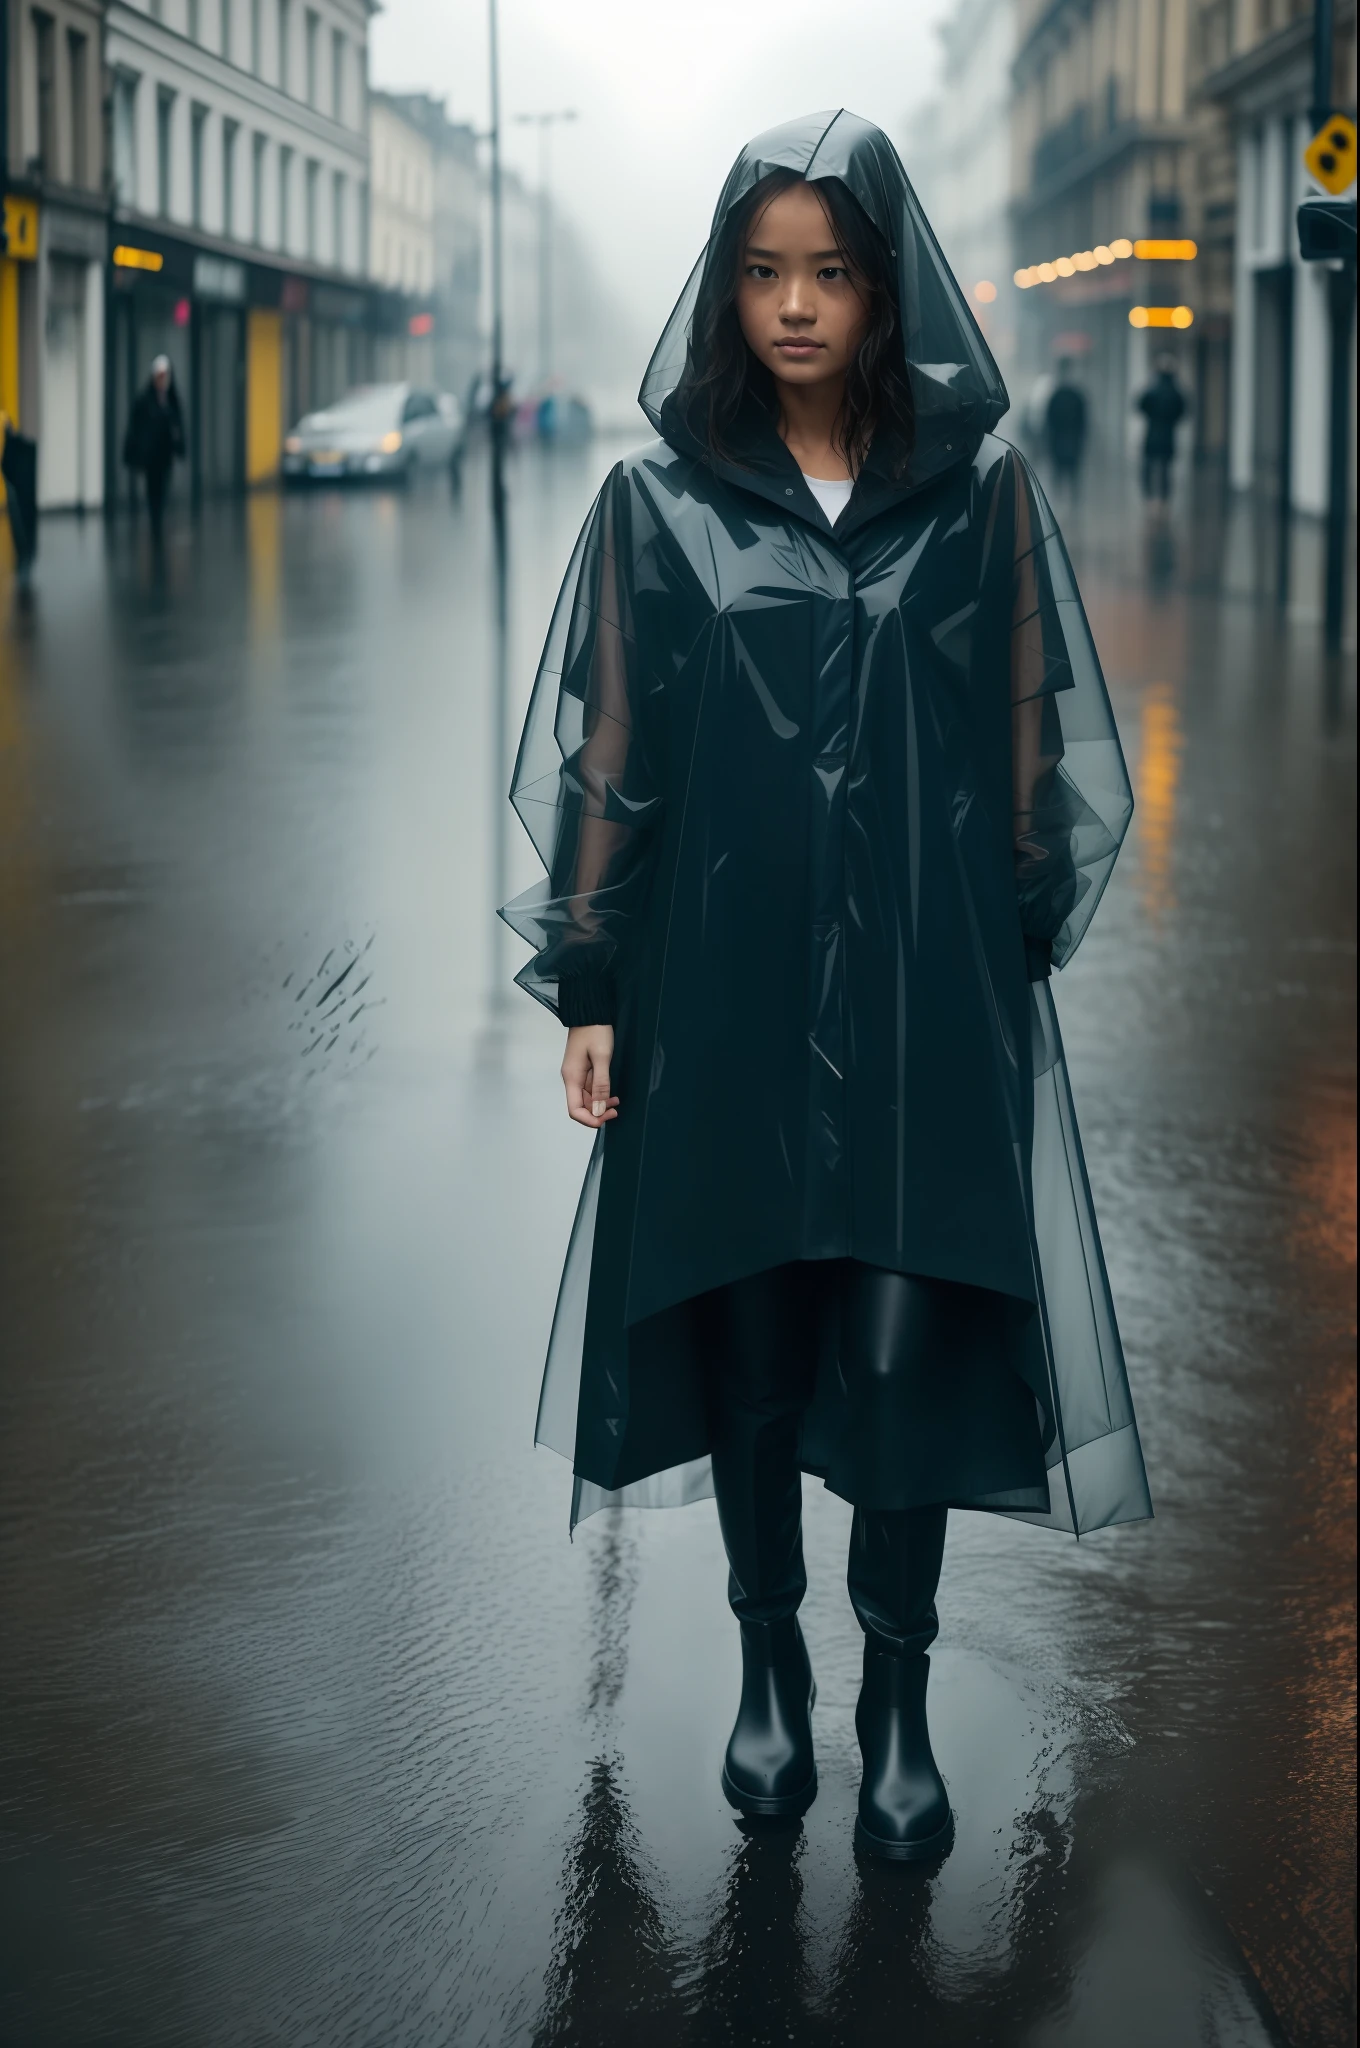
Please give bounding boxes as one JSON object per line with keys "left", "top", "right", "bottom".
{"left": 246, "top": 308, "right": 283, "bottom": 486}
{"left": 1, "top": 196, "right": 40, "bottom": 429}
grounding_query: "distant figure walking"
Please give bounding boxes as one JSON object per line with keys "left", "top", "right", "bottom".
{"left": 1136, "top": 357, "right": 1187, "bottom": 502}
{"left": 1, "top": 413, "right": 39, "bottom": 584}
{"left": 1044, "top": 360, "right": 1088, "bottom": 496}
{"left": 123, "top": 356, "right": 186, "bottom": 545}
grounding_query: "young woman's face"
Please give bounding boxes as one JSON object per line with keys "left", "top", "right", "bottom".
{"left": 735, "top": 181, "right": 870, "bottom": 391}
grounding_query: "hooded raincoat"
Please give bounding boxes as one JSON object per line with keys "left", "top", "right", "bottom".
{"left": 502, "top": 112, "right": 1151, "bottom": 1537}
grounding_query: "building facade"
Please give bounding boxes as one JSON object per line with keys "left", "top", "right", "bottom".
{"left": 104, "top": 0, "right": 388, "bottom": 497}
{"left": 367, "top": 90, "right": 433, "bottom": 296}
{"left": 1193, "top": 0, "right": 1357, "bottom": 515}
{"left": 1009, "top": 0, "right": 1200, "bottom": 456}
{"left": 901, "top": 0, "right": 1019, "bottom": 389}
{"left": 3, "top": 0, "right": 107, "bottom": 508}
{"left": 375, "top": 93, "right": 480, "bottom": 405}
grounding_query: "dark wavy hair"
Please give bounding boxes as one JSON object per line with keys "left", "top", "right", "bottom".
{"left": 675, "top": 170, "right": 915, "bottom": 478}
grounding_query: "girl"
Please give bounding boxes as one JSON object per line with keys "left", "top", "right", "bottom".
{"left": 502, "top": 112, "right": 1150, "bottom": 1864}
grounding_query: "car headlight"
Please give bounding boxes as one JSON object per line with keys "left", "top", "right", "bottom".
{"left": 284, "top": 435, "right": 302, "bottom": 454}
{"left": 379, "top": 431, "right": 403, "bottom": 454}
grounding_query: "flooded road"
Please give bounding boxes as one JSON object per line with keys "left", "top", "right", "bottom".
{"left": 0, "top": 449, "right": 1353, "bottom": 2047}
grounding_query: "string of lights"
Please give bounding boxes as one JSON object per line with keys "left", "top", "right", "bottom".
{"left": 1014, "top": 238, "right": 1197, "bottom": 288}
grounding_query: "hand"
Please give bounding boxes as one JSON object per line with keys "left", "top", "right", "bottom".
{"left": 562, "top": 1025, "right": 619, "bottom": 1129}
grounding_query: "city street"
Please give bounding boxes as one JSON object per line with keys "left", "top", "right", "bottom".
{"left": 0, "top": 447, "right": 1354, "bottom": 2047}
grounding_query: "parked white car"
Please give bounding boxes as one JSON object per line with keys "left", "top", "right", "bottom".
{"left": 282, "top": 383, "right": 465, "bottom": 482}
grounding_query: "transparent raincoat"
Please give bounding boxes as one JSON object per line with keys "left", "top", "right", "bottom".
{"left": 502, "top": 112, "right": 1152, "bottom": 1536}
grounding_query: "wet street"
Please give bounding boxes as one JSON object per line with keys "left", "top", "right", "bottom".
{"left": 0, "top": 447, "right": 1354, "bottom": 2048}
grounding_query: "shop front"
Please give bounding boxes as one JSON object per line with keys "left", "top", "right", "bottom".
{"left": 41, "top": 203, "right": 107, "bottom": 510}
{"left": 107, "top": 225, "right": 395, "bottom": 504}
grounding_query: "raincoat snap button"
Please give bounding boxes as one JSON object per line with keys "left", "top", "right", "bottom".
{"left": 785, "top": 488, "right": 794, "bottom": 496}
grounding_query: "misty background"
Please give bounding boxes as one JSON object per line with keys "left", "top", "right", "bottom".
{"left": 368, "top": 0, "right": 953, "bottom": 425}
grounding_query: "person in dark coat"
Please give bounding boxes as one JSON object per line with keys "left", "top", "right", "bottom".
{"left": 501, "top": 112, "right": 1150, "bottom": 1865}
{"left": 1043, "top": 358, "right": 1087, "bottom": 496}
{"left": 1, "top": 414, "right": 39, "bottom": 584}
{"left": 1136, "top": 356, "right": 1187, "bottom": 501}
{"left": 123, "top": 355, "right": 186, "bottom": 544}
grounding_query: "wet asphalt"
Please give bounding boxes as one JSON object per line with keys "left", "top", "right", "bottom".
{"left": 0, "top": 445, "right": 1354, "bottom": 2048}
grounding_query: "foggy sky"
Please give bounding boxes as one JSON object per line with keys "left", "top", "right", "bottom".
{"left": 370, "top": 0, "right": 950, "bottom": 371}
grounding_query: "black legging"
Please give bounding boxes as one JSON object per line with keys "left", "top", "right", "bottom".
{"left": 145, "top": 460, "right": 171, "bottom": 543}
{"left": 701, "top": 1262, "right": 949, "bottom": 1656}
{"left": 1141, "top": 451, "right": 1174, "bottom": 500}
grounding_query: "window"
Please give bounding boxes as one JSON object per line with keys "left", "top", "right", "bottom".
{"left": 220, "top": 0, "right": 232, "bottom": 60}
{"left": 279, "top": 143, "right": 293, "bottom": 247}
{"left": 305, "top": 157, "right": 319, "bottom": 258}
{"left": 331, "top": 171, "right": 345, "bottom": 266}
{"left": 222, "top": 119, "right": 238, "bottom": 237}
{"left": 278, "top": 0, "right": 291, "bottom": 93}
{"left": 305, "top": 8, "right": 318, "bottom": 106}
{"left": 358, "top": 178, "right": 368, "bottom": 272}
{"left": 113, "top": 71, "right": 139, "bottom": 202}
{"left": 187, "top": 0, "right": 200, "bottom": 41}
{"left": 251, "top": 132, "right": 266, "bottom": 243}
{"left": 67, "top": 30, "right": 89, "bottom": 185}
{"left": 32, "top": 11, "right": 56, "bottom": 173}
{"left": 148, "top": 0, "right": 162, "bottom": 17}
{"left": 191, "top": 103, "right": 207, "bottom": 227}
{"left": 250, "top": 0, "right": 260, "bottom": 72}
{"left": 331, "top": 28, "right": 343, "bottom": 120}
{"left": 157, "top": 86, "right": 175, "bottom": 216}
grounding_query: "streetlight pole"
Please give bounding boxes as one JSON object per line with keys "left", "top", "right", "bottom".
{"left": 487, "top": 0, "right": 511, "bottom": 1012}
{"left": 513, "top": 110, "right": 576, "bottom": 392}
{"left": 487, "top": 0, "right": 505, "bottom": 519}
{"left": 1309, "top": 0, "right": 1352, "bottom": 653}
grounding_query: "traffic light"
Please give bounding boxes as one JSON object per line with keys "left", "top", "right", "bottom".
{"left": 1297, "top": 195, "right": 1357, "bottom": 261}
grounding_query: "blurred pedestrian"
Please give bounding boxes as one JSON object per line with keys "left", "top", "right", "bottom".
{"left": 1136, "top": 355, "right": 1187, "bottom": 502}
{"left": 123, "top": 356, "right": 186, "bottom": 546}
{"left": 1043, "top": 358, "right": 1087, "bottom": 497}
{"left": 1, "top": 412, "right": 39, "bottom": 585}
{"left": 501, "top": 115, "right": 1148, "bottom": 1870}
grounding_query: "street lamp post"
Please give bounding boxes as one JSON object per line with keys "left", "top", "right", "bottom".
{"left": 513, "top": 109, "right": 576, "bottom": 392}
{"left": 487, "top": 0, "right": 506, "bottom": 516}
{"left": 1309, "top": 0, "right": 1353, "bottom": 654}
{"left": 487, "top": 0, "right": 511, "bottom": 1012}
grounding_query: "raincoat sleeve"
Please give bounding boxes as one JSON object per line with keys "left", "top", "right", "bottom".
{"left": 1008, "top": 452, "right": 1131, "bottom": 977}
{"left": 500, "top": 465, "right": 663, "bottom": 1025}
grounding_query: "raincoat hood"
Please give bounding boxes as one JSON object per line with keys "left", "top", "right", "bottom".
{"left": 640, "top": 109, "right": 1009, "bottom": 503}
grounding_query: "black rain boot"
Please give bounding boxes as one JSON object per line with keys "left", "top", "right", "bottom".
{"left": 847, "top": 1503, "right": 953, "bottom": 1863}
{"left": 853, "top": 1643, "right": 952, "bottom": 1861}
{"left": 721, "top": 1616, "right": 818, "bottom": 1818}
{"left": 704, "top": 1264, "right": 824, "bottom": 1821}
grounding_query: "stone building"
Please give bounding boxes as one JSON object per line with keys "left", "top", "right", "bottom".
{"left": 104, "top": 0, "right": 387, "bottom": 496}
{"left": 372, "top": 93, "right": 481, "bottom": 404}
{"left": 1008, "top": 0, "right": 1200, "bottom": 457}
{"left": 1192, "top": 0, "right": 1357, "bottom": 516}
{"left": 367, "top": 89, "right": 433, "bottom": 298}
{"left": 3, "top": 0, "right": 107, "bottom": 508}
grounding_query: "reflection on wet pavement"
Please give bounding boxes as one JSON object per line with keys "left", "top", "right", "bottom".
{"left": 0, "top": 450, "right": 1352, "bottom": 2047}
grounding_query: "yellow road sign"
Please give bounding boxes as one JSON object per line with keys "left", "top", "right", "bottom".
{"left": 2, "top": 196, "right": 39, "bottom": 261}
{"left": 1303, "top": 115, "right": 1357, "bottom": 196}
